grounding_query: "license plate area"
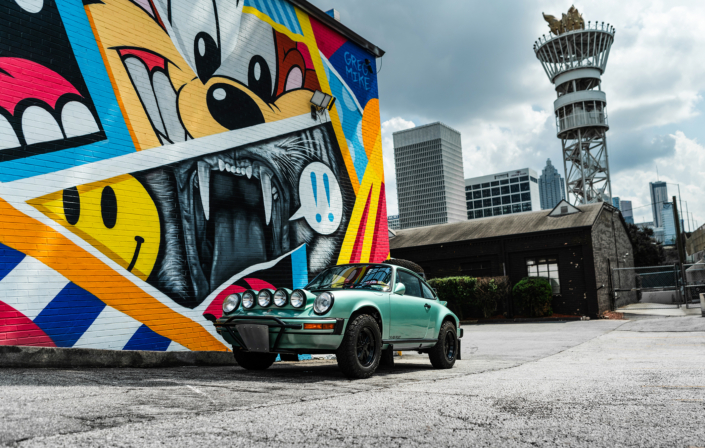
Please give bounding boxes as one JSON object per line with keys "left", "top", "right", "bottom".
{"left": 236, "top": 324, "right": 270, "bottom": 352}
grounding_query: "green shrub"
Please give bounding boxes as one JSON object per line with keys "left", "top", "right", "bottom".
{"left": 512, "top": 277, "right": 553, "bottom": 317}
{"left": 427, "top": 277, "right": 477, "bottom": 319}
{"left": 475, "top": 277, "right": 511, "bottom": 318}
{"left": 428, "top": 276, "right": 510, "bottom": 320}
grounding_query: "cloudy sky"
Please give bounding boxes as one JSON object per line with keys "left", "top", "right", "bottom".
{"left": 308, "top": 0, "right": 705, "bottom": 230}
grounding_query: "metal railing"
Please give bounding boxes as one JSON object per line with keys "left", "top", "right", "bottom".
{"left": 556, "top": 111, "right": 608, "bottom": 134}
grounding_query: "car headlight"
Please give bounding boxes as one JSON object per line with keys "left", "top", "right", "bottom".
{"left": 222, "top": 294, "right": 240, "bottom": 314}
{"left": 291, "top": 289, "right": 306, "bottom": 308}
{"left": 314, "top": 292, "right": 334, "bottom": 315}
{"left": 242, "top": 290, "right": 256, "bottom": 309}
{"left": 273, "top": 289, "right": 289, "bottom": 307}
{"left": 258, "top": 290, "right": 272, "bottom": 307}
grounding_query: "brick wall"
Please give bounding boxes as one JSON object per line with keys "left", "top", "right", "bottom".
{"left": 590, "top": 208, "right": 637, "bottom": 312}
{"left": 0, "top": 0, "right": 385, "bottom": 351}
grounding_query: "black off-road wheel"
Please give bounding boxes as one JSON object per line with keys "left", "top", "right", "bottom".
{"left": 336, "top": 314, "right": 382, "bottom": 379}
{"left": 428, "top": 321, "right": 458, "bottom": 369}
{"left": 233, "top": 351, "right": 278, "bottom": 370}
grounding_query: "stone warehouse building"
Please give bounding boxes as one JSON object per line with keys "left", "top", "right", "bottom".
{"left": 390, "top": 201, "right": 636, "bottom": 317}
{"left": 0, "top": 0, "right": 386, "bottom": 352}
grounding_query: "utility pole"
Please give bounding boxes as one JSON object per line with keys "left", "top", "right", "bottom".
{"left": 672, "top": 196, "right": 685, "bottom": 264}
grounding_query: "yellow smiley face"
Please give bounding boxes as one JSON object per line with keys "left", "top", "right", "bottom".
{"left": 30, "top": 174, "right": 161, "bottom": 281}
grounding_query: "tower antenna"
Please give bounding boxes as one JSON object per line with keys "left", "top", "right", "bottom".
{"left": 535, "top": 7, "right": 615, "bottom": 205}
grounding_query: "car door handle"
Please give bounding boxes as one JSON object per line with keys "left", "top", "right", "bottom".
{"left": 424, "top": 304, "right": 431, "bottom": 310}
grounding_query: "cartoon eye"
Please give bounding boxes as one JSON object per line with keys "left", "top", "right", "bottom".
{"left": 101, "top": 186, "right": 118, "bottom": 229}
{"left": 194, "top": 32, "right": 221, "bottom": 83}
{"left": 63, "top": 187, "right": 80, "bottom": 225}
{"left": 248, "top": 55, "right": 272, "bottom": 103}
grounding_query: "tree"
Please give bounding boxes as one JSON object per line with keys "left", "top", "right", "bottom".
{"left": 626, "top": 224, "right": 665, "bottom": 267}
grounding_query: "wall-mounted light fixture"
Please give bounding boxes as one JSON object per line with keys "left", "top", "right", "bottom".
{"left": 310, "top": 90, "right": 336, "bottom": 119}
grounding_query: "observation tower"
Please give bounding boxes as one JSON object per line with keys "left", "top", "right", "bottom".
{"left": 534, "top": 6, "right": 615, "bottom": 205}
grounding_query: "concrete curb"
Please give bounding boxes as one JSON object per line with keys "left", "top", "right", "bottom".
{"left": 0, "top": 345, "right": 235, "bottom": 368}
{"left": 461, "top": 317, "right": 583, "bottom": 325}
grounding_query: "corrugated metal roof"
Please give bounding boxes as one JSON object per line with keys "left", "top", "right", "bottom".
{"left": 390, "top": 203, "right": 605, "bottom": 249}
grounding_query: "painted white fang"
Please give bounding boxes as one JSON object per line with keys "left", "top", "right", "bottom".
{"left": 197, "top": 161, "right": 210, "bottom": 221}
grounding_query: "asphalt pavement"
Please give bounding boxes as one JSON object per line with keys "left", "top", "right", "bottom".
{"left": 1, "top": 317, "right": 704, "bottom": 447}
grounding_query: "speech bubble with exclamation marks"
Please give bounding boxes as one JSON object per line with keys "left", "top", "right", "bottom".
{"left": 290, "top": 162, "right": 343, "bottom": 235}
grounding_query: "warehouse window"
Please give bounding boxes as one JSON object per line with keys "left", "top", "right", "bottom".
{"left": 526, "top": 257, "right": 560, "bottom": 294}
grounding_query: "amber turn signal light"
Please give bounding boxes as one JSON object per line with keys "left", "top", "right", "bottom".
{"left": 303, "top": 323, "right": 335, "bottom": 330}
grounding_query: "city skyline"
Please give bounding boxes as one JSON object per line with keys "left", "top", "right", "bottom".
{"left": 307, "top": 1, "right": 705, "bottom": 228}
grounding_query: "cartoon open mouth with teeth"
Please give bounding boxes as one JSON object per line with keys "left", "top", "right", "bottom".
{"left": 78, "top": 0, "right": 354, "bottom": 308}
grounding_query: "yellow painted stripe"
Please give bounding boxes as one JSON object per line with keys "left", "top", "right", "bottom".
{"left": 360, "top": 181, "right": 380, "bottom": 262}
{"left": 243, "top": 6, "right": 306, "bottom": 42}
{"left": 295, "top": 9, "right": 360, "bottom": 193}
{"left": 337, "top": 180, "right": 374, "bottom": 264}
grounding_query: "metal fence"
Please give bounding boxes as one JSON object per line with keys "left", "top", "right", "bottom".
{"left": 609, "top": 262, "right": 705, "bottom": 310}
{"left": 610, "top": 264, "right": 683, "bottom": 310}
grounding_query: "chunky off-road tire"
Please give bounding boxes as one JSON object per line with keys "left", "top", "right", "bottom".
{"left": 336, "top": 314, "right": 382, "bottom": 379}
{"left": 428, "top": 321, "right": 458, "bottom": 369}
{"left": 233, "top": 351, "right": 278, "bottom": 370}
{"left": 379, "top": 346, "right": 395, "bottom": 369}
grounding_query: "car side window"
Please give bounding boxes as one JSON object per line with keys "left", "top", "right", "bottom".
{"left": 397, "top": 271, "right": 422, "bottom": 298}
{"left": 421, "top": 282, "right": 435, "bottom": 300}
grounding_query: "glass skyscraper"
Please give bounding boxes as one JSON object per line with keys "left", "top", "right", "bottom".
{"left": 621, "top": 200, "right": 634, "bottom": 224}
{"left": 649, "top": 181, "right": 668, "bottom": 228}
{"left": 538, "top": 159, "right": 566, "bottom": 210}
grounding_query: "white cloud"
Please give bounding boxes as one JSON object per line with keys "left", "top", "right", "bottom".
{"left": 612, "top": 132, "right": 705, "bottom": 229}
{"left": 381, "top": 117, "right": 415, "bottom": 216}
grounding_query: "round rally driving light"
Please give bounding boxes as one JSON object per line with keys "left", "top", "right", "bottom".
{"left": 273, "top": 289, "right": 289, "bottom": 307}
{"left": 258, "top": 290, "right": 272, "bottom": 307}
{"left": 222, "top": 293, "right": 241, "bottom": 314}
{"left": 291, "top": 289, "right": 306, "bottom": 308}
{"left": 242, "top": 290, "right": 256, "bottom": 309}
{"left": 314, "top": 292, "right": 334, "bottom": 315}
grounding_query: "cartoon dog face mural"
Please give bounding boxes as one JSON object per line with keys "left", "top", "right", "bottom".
{"left": 79, "top": 0, "right": 354, "bottom": 308}
{"left": 85, "top": 0, "right": 319, "bottom": 147}
{"left": 0, "top": 0, "right": 387, "bottom": 352}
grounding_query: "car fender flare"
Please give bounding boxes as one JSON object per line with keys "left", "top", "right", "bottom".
{"left": 429, "top": 312, "right": 460, "bottom": 340}
{"left": 347, "top": 302, "right": 385, "bottom": 339}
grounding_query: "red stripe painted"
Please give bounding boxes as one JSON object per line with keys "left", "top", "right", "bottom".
{"left": 349, "top": 189, "right": 373, "bottom": 263}
{"left": 370, "top": 184, "right": 389, "bottom": 262}
{"left": 244, "top": 278, "right": 276, "bottom": 291}
{"left": 204, "top": 285, "right": 247, "bottom": 319}
{"left": 309, "top": 16, "right": 347, "bottom": 59}
{"left": 0, "top": 301, "right": 56, "bottom": 347}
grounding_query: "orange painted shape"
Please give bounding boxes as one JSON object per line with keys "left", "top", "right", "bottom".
{"left": 361, "top": 99, "right": 381, "bottom": 159}
{"left": 0, "top": 198, "right": 226, "bottom": 352}
{"left": 349, "top": 190, "right": 372, "bottom": 264}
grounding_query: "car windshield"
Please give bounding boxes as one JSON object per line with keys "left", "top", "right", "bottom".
{"left": 306, "top": 265, "right": 393, "bottom": 291}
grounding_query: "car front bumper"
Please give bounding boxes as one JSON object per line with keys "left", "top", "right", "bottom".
{"left": 215, "top": 315, "right": 345, "bottom": 354}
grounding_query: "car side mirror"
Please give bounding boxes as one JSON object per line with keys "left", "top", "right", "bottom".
{"left": 393, "top": 283, "right": 406, "bottom": 295}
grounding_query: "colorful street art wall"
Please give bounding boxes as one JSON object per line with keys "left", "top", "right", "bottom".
{"left": 0, "top": 0, "right": 387, "bottom": 351}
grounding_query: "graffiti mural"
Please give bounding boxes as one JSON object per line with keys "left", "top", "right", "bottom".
{"left": 0, "top": 0, "right": 387, "bottom": 351}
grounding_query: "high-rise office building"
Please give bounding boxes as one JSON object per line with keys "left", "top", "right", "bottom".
{"left": 661, "top": 202, "right": 676, "bottom": 245}
{"left": 538, "top": 159, "right": 566, "bottom": 210}
{"left": 612, "top": 197, "right": 621, "bottom": 210}
{"left": 649, "top": 182, "right": 668, "bottom": 228}
{"left": 465, "top": 168, "right": 541, "bottom": 219}
{"left": 621, "top": 200, "right": 634, "bottom": 224}
{"left": 388, "top": 215, "right": 400, "bottom": 230}
{"left": 394, "top": 123, "right": 467, "bottom": 229}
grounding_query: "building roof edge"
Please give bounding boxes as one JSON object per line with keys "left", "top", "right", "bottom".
{"left": 287, "top": 0, "right": 385, "bottom": 57}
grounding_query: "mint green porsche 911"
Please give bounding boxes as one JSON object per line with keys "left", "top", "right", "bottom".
{"left": 209, "top": 263, "right": 463, "bottom": 379}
